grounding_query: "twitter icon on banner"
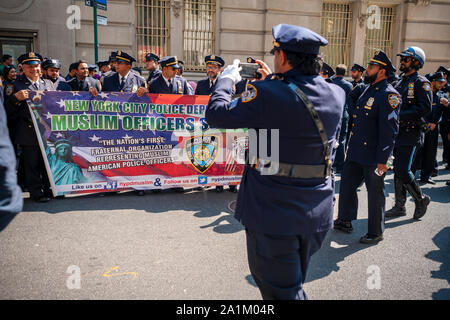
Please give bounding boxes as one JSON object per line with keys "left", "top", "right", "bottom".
{"left": 198, "top": 176, "right": 208, "bottom": 185}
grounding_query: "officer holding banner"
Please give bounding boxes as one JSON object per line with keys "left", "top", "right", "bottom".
{"left": 206, "top": 24, "right": 345, "bottom": 299}
{"left": 4, "top": 52, "right": 55, "bottom": 202}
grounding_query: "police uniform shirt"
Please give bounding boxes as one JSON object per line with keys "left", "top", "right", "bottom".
{"left": 351, "top": 78, "right": 363, "bottom": 88}
{"left": 346, "top": 79, "right": 401, "bottom": 166}
{"left": 53, "top": 76, "right": 71, "bottom": 91}
{"left": 206, "top": 69, "right": 345, "bottom": 235}
{"left": 394, "top": 72, "right": 433, "bottom": 146}
{"left": 147, "top": 69, "right": 162, "bottom": 86}
{"left": 4, "top": 75, "right": 55, "bottom": 145}
{"left": 148, "top": 73, "right": 191, "bottom": 95}
{"left": 195, "top": 77, "right": 217, "bottom": 95}
{"left": 425, "top": 90, "right": 446, "bottom": 124}
{"left": 67, "top": 76, "right": 101, "bottom": 92}
{"left": 102, "top": 71, "right": 146, "bottom": 92}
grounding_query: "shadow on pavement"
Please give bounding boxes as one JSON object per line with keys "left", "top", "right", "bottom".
{"left": 425, "top": 227, "right": 450, "bottom": 300}
{"left": 306, "top": 219, "right": 372, "bottom": 283}
{"left": 17, "top": 187, "right": 243, "bottom": 234}
{"left": 0, "top": 212, "right": 18, "bottom": 232}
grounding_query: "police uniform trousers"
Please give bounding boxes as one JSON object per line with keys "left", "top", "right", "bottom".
{"left": 338, "top": 160, "right": 385, "bottom": 236}
{"left": 412, "top": 129, "right": 439, "bottom": 180}
{"left": 245, "top": 228, "right": 328, "bottom": 300}
{"left": 21, "top": 145, "right": 51, "bottom": 198}
{"left": 440, "top": 122, "right": 450, "bottom": 164}
{"left": 334, "top": 116, "right": 348, "bottom": 171}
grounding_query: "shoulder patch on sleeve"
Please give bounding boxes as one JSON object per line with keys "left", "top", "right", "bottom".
{"left": 241, "top": 83, "right": 257, "bottom": 103}
{"left": 388, "top": 93, "right": 400, "bottom": 109}
{"left": 422, "top": 82, "right": 431, "bottom": 92}
{"left": 5, "top": 84, "right": 14, "bottom": 96}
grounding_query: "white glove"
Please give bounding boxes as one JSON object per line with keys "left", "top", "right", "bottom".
{"left": 219, "top": 59, "right": 242, "bottom": 84}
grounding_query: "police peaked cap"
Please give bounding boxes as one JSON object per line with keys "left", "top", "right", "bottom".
{"left": 271, "top": 24, "right": 328, "bottom": 54}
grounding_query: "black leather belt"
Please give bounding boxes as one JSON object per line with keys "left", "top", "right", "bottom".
{"left": 249, "top": 157, "right": 330, "bottom": 179}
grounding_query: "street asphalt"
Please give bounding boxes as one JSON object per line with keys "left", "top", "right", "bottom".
{"left": 0, "top": 155, "right": 449, "bottom": 300}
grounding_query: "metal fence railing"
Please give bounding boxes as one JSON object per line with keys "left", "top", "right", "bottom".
{"left": 320, "top": 2, "right": 353, "bottom": 71}
{"left": 135, "top": 0, "right": 171, "bottom": 68}
{"left": 183, "top": 0, "right": 216, "bottom": 72}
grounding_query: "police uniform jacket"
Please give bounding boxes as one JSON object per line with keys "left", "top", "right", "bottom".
{"left": 102, "top": 71, "right": 147, "bottom": 92}
{"left": 394, "top": 72, "right": 432, "bottom": 146}
{"left": 332, "top": 76, "right": 353, "bottom": 119}
{"left": 148, "top": 74, "right": 191, "bottom": 94}
{"left": 346, "top": 79, "right": 400, "bottom": 166}
{"left": 53, "top": 76, "right": 71, "bottom": 91}
{"left": 351, "top": 78, "right": 363, "bottom": 88}
{"left": 206, "top": 69, "right": 345, "bottom": 235}
{"left": 425, "top": 90, "right": 447, "bottom": 124}
{"left": 195, "top": 78, "right": 217, "bottom": 95}
{"left": 4, "top": 75, "right": 55, "bottom": 145}
{"left": 67, "top": 76, "right": 101, "bottom": 92}
{"left": 147, "top": 69, "right": 162, "bottom": 86}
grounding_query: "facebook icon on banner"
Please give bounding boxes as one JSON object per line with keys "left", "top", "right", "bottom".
{"left": 198, "top": 176, "right": 208, "bottom": 185}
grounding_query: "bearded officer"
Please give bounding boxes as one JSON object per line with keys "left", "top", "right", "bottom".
{"left": 334, "top": 50, "right": 400, "bottom": 244}
{"left": 350, "top": 63, "right": 365, "bottom": 88}
{"left": 206, "top": 24, "right": 345, "bottom": 300}
{"left": 3, "top": 52, "right": 55, "bottom": 202}
{"left": 41, "top": 58, "right": 70, "bottom": 91}
{"left": 385, "top": 47, "right": 432, "bottom": 220}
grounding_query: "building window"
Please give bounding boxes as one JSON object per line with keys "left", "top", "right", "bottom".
{"left": 183, "top": 0, "right": 216, "bottom": 72}
{"left": 135, "top": 0, "right": 171, "bottom": 67}
{"left": 320, "top": 2, "right": 352, "bottom": 70}
{"left": 363, "top": 5, "right": 396, "bottom": 66}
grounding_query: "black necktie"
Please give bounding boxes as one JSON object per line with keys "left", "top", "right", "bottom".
{"left": 78, "top": 80, "right": 83, "bottom": 90}
{"left": 33, "top": 82, "right": 39, "bottom": 90}
{"left": 168, "top": 80, "right": 173, "bottom": 92}
{"left": 120, "top": 77, "right": 125, "bottom": 90}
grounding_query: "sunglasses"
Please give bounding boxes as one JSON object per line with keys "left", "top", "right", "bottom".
{"left": 400, "top": 56, "right": 411, "bottom": 63}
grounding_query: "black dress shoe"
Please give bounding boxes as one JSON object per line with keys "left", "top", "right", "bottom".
{"left": 228, "top": 185, "right": 237, "bottom": 193}
{"left": 333, "top": 219, "right": 353, "bottom": 233}
{"left": 135, "top": 190, "right": 145, "bottom": 196}
{"left": 359, "top": 233, "right": 383, "bottom": 244}
{"left": 446, "top": 181, "right": 450, "bottom": 186}
{"left": 420, "top": 178, "right": 436, "bottom": 185}
{"left": 215, "top": 186, "right": 224, "bottom": 193}
{"left": 33, "top": 195, "right": 51, "bottom": 203}
{"left": 385, "top": 205, "right": 406, "bottom": 218}
{"left": 431, "top": 171, "right": 438, "bottom": 177}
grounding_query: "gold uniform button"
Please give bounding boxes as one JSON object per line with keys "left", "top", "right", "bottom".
{"left": 366, "top": 113, "right": 369, "bottom": 116}
{"left": 364, "top": 142, "right": 367, "bottom": 145}
{"left": 352, "top": 123, "right": 355, "bottom": 127}
{"left": 357, "top": 107, "right": 360, "bottom": 110}
{"left": 28, "top": 125, "right": 32, "bottom": 128}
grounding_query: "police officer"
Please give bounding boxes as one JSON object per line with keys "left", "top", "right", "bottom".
{"left": 102, "top": 51, "right": 147, "bottom": 94}
{"left": 148, "top": 56, "right": 192, "bottom": 94}
{"left": 350, "top": 63, "right": 365, "bottom": 88}
{"left": 97, "top": 60, "right": 110, "bottom": 76}
{"left": 206, "top": 24, "right": 345, "bottom": 300}
{"left": 320, "top": 62, "right": 335, "bottom": 80}
{"left": 67, "top": 60, "right": 101, "bottom": 96}
{"left": 413, "top": 72, "right": 449, "bottom": 184}
{"left": 334, "top": 50, "right": 400, "bottom": 244}
{"left": 385, "top": 47, "right": 432, "bottom": 220}
{"left": 4, "top": 52, "right": 55, "bottom": 202}
{"left": 174, "top": 60, "right": 194, "bottom": 95}
{"left": 145, "top": 53, "right": 161, "bottom": 85}
{"left": 332, "top": 64, "right": 353, "bottom": 173}
{"left": 436, "top": 66, "right": 450, "bottom": 168}
{"left": 42, "top": 58, "right": 71, "bottom": 91}
{"left": 195, "top": 55, "right": 225, "bottom": 95}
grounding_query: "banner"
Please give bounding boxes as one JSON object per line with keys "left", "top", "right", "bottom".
{"left": 27, "top": 91, "right": 247, "bottom": 196}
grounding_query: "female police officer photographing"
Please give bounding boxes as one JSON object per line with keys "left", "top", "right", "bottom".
{"left": 205, "top": 24, "right": 345, "bottom": 300}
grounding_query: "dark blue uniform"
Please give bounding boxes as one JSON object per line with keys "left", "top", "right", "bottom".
{"left": 351, "top": 78, "right": 363, "bottom": 88}
{"left": 147, "top": 69, "right": 162, "bottom": 86}
{"left": 195, "top": 78, "right": 216, "bottom": 95}
{"left": 413, "top": 89, "right": 447, "bottom": 181}
{"left": 67, "top": 76, "right": 101, "bottom": 92}
{"left": 4, "top": 75, "right": 55, "bottom": 200}
{"left": 338, "top": 79, "right": 400, "bottom": 237}
{"left": 102, "top": 71, "right": 147, "bottom": 92}
{"left": 0, "top": 98, "right": 23, "bottom": 214}
{"left": 53, "top": 76, "right": 71, "bottom": 91}
{"left": 148, "top": 74, "right": 191, "bottom": 94}
{"left": 332, "top": 76, "right": 353, "bottom": 172}
{"left": 207, "top": 67, "right": 344, "bottom": 299}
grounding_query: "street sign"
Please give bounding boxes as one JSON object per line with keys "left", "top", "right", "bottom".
{"left": 97, "top": 15, "right": 107, "bottom": 26}
{"left": 85, "top": 0, "right": 107, "bottom": 11}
